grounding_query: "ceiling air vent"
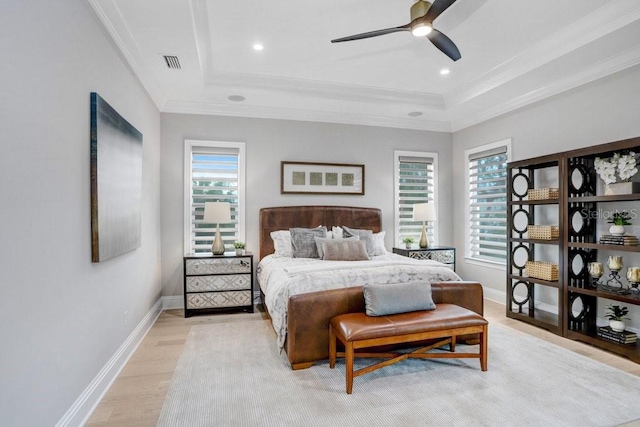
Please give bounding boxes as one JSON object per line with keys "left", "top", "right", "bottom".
{"left": 163, "top": 55, "right": 181, "bottom": 69}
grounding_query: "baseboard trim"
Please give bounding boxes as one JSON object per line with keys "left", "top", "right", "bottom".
{"left": 56, "top": 298, "right": 163, "bottom": 427}
{"left": 162, "top": 295, "right": 183, "bottom": 310}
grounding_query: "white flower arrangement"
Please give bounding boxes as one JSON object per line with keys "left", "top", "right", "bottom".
{"left": 594, "top": 152, "right": 638, "bottom": 185}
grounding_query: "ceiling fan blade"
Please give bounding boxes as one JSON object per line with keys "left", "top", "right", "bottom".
{"left": 425, "top": 0, "right": 457, "bottom": 23}
{"left": 427, "top": 29, "right": 461, "bottom": 61}
{"left": 331, "top": 25, "right": 410, "bottom": 43}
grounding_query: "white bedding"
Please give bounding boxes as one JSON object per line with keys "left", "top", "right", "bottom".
{"left": 257, "top": 253, "right": 462, "bottom": 349}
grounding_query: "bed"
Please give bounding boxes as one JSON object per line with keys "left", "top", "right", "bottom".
{"left": 257, "top": 206, "right": 484, "bottom": 369}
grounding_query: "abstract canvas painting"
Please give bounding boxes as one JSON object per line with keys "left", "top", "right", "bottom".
{"left": 90, "top": 93, "right": 143, "bottom": 262}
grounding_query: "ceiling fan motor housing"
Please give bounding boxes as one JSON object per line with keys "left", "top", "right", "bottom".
{"left": 411, "top": 0, "right": 432, "bottom": 21}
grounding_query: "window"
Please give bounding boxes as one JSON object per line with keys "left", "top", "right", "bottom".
{"left": 466, "top": 139, "right": 511, "bottom": 265}
{"left": 394, "top": 151, "right": 438, "bottom": 246}
{"left": 184, "top": 140, "right": 246, "bottom": 254}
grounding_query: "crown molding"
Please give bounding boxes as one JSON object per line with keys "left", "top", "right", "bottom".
{"left": 189, "top": 0, "right": 215, "bottom": 84}
{"left": 450, "top": 44, "right": 640, "bottom": 131}
{"left": 163, "top": 99, "right": 452, "bottom": 132}
{"left": 89, "top": 0, "right": 167, "bottom": 109}
{"left": 445, "top": 0, "right": 640, "bottom": 109}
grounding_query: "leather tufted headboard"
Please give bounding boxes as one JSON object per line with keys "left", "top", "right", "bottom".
{"left": 259, "top": 206, "right": 382, "bottom": 260}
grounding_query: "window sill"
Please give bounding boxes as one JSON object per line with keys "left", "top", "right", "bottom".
{"left": 463, "top": 257, "right": 506, "bottom": 271}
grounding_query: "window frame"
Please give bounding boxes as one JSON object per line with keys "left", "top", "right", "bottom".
{"left": 464, "top": 138, "right": 511, "bottom": 269}
{"left": 394, "top": 150, "right": 439, "bottom": 247}
{"left": 183, "top": 140, "right": 246, "bottom": 255}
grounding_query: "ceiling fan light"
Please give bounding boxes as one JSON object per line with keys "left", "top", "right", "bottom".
{"left": 411, "top": 24, "right": 432, "bottom": 37}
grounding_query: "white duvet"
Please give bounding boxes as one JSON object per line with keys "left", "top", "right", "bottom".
{"left": 257, "top": 253, "right": 462, "bottom": 350}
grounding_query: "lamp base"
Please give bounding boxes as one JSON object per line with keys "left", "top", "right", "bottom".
{"left": 419, "top": 222, "right": 429, "bottom": 248}
{"left": 212, "top": 225, "right": 225, "bottom": 255}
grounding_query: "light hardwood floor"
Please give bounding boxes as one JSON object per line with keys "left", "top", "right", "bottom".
{"left": 85, "top": 300, "right": 640, "bottom": 426}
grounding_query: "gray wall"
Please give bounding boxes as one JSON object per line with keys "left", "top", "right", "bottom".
{"left": 160, "top": 114, "right": 453, "bottom": 296}
{"left": 0, "top": 1, "right": 162, "bottom": 425}
{"left": 452, "top": 65, "right": 640, "bottom": 313}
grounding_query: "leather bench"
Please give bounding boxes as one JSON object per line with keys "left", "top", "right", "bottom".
{"left": 329, "top": 303, "right": 488, "bottom": 394}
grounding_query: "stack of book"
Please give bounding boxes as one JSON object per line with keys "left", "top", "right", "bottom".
{"left": 598, "top": 234, "right": 639, "bottom": 246}
{"left": 597, "top": 326, "right": 638, "bottom": 345}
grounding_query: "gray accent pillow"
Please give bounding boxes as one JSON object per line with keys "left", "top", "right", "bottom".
{"left": 314, "top": 235, "right": 358, "bottom": 259}
{"left": 322, "top": 239, "right": 369, "bottom": 261}
{"left": 363, "top": 281, "right": 436, "bottom": 316}
{"left": 342, "top": 226, "right": 375, "bottom": 256}
{"left": 290, "top": 226, "right": 327, "bottom": 258}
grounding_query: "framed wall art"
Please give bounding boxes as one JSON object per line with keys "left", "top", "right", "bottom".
{"left": 281, "top": 161, "right": 365, "bottom": 195}
{"left": 90, "top": 92, "right": 143, "bottom": 262}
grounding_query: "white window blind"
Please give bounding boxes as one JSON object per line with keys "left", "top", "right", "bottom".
{"left": 184, "top": 141, "right": 245, "bottom": 254}
{"left": 468, "top": 145, "right": 508, "bottom": 263}
{"left": 395, "top": 152, "right": 437, "bottom": 245}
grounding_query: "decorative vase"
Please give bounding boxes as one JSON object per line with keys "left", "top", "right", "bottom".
{"left": 405, "top": 243, "right": 411, "bottom": 249}
{"left": 609, "top": 224, "right": 625, "bottom": 236}
{"left": 235, "top": 248, "right": 243, "bottom": 256}
{"left": 604, "top": 182, "right": 640, "bottom": 195}
{"left": 610, "top": 320, "right": 626, "bottom": 332}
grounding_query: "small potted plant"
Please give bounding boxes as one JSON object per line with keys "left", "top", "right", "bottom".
{"left": 233, "top": 241, "right": 245, "bottom": 255}
{"left": 607, "top": 211, "right": 632, "bottom": 236}
{"left": 402, "top": 237, "right": 415, "bottom": 249}
{"left": 605, "top": 304, "right": 629, "bottom": 332}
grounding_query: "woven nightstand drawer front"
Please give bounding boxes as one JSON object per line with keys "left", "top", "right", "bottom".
{"left": 186, "top": 291, "right": 252, "bottom": 309}
{"left": 185, "top": 274, "right": 251, "bottom": 292}
{"left": 185, "top": 257, "right": 251, "bottom": 275}
{"left": 409, "top": 250, "right": 454, "bottom": 264}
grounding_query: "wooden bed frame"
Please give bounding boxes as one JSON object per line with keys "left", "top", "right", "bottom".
{"left": 258, "top": 206, "right": 484, "bottom": 370}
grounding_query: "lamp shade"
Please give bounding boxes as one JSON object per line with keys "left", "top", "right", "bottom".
{"left": 412, "top": 202, "right": 436, "bottom": 222}
{"left": 203, "top": 202, "right": 231, "bottom": 224}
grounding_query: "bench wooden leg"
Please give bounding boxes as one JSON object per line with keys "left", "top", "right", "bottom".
{"left": 329, "top": 325, "right": 336, "bottom": 369}
{"left": 480, "top": 324, "right": 488, "bottom": 371}
{"left": 345, "top": 341, "right": 354, "bottom": 394}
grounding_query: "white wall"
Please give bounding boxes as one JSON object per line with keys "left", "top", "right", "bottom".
{"left": 0, "top": 1, "right": 162, "bottom": 425}
{"left": 452, "top": 64, "right": 640, "bottom": 313}
{"left": 160, "top": 114, "right": 453, "bottom": 296}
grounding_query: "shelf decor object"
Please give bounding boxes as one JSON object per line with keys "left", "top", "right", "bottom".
{"left": 204, "top": 202, "right": 231, "bottom": 255}
{"left": 627, "top": 267, "right": 640, "bottom": 294}
{"left": 525, "top": 261, "right": 559, "bottom": 281}
{"left": 588, "top": 262, "right": 604, "bottom": 288}
{"left": 412, "top": 202, "right": 437, "bottom": 248}
{"left": 594, "top": 151, "right": 639, "bottom": 195}
{"left": 528, "top": 225, "right": 559, "bottom": 240}
{"left": 528, "top": 188, "right": 559, "bottom": 200}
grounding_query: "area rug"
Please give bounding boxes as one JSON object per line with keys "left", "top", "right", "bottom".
{"left": 158, "top": 314, "right": 640, "bottom": 427}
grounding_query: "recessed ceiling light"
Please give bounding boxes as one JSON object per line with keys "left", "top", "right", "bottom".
{"left": 408, "top": 111, "right": 423, "bottom": 117}
{"left": 440, "top": 68, "right": 450, "bottom": 75}
{"left": 227, "top": 95, "right": 246, "bottom": 102}
{"left": 253, "top": 43, "right": 264, "bottom": 51}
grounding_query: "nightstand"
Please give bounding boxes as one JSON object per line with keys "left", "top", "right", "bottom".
{"left": 183, "top": 253, "right": 254, "bottom": 317}
{"left": 392, "top": 246, "right": 456, "bottom": 271}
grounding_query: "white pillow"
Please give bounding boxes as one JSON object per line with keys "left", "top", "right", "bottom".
{"left": 332, "top": 226, "right": 344, "bottom": 239}
{"left": 372, "top": 231, "right": 387, "bottom": 256}
{"left": 270, "top": 230, "right": 292, "bottom": 257}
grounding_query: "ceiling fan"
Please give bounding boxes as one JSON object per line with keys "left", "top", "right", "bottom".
{"left": 331, "top": 0, "right": 461, "bottom": 61}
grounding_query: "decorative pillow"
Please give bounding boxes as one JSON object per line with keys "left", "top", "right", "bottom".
{"left": 363, "top": 281, "right": 436, "bottom": 316}
{"left": 322, "top": 239, "right": 370, "bottom": 261}
{"left": 290, "top": 226, "right": 327, "bottom": 258}
{"left": 372, "top": 231, "right": 387, "bottom": 256}
{"left": 270, "top": 230, "right": 292, "bottom": 257}
{"left": 314, "top": 235, "right": 359, "bottom": 259}
{"left": 332, "top": 226, "right": 344, "bottom": 239}
{"left": 342, "top": 226, "right": 375, "bottom": 256}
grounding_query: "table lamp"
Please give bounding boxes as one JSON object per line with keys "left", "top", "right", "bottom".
{"left": 413, "top": 202, "right": 437, "bottom": 248}
{"left": 204, "top": 201, "right": 231, "bottom": 255}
